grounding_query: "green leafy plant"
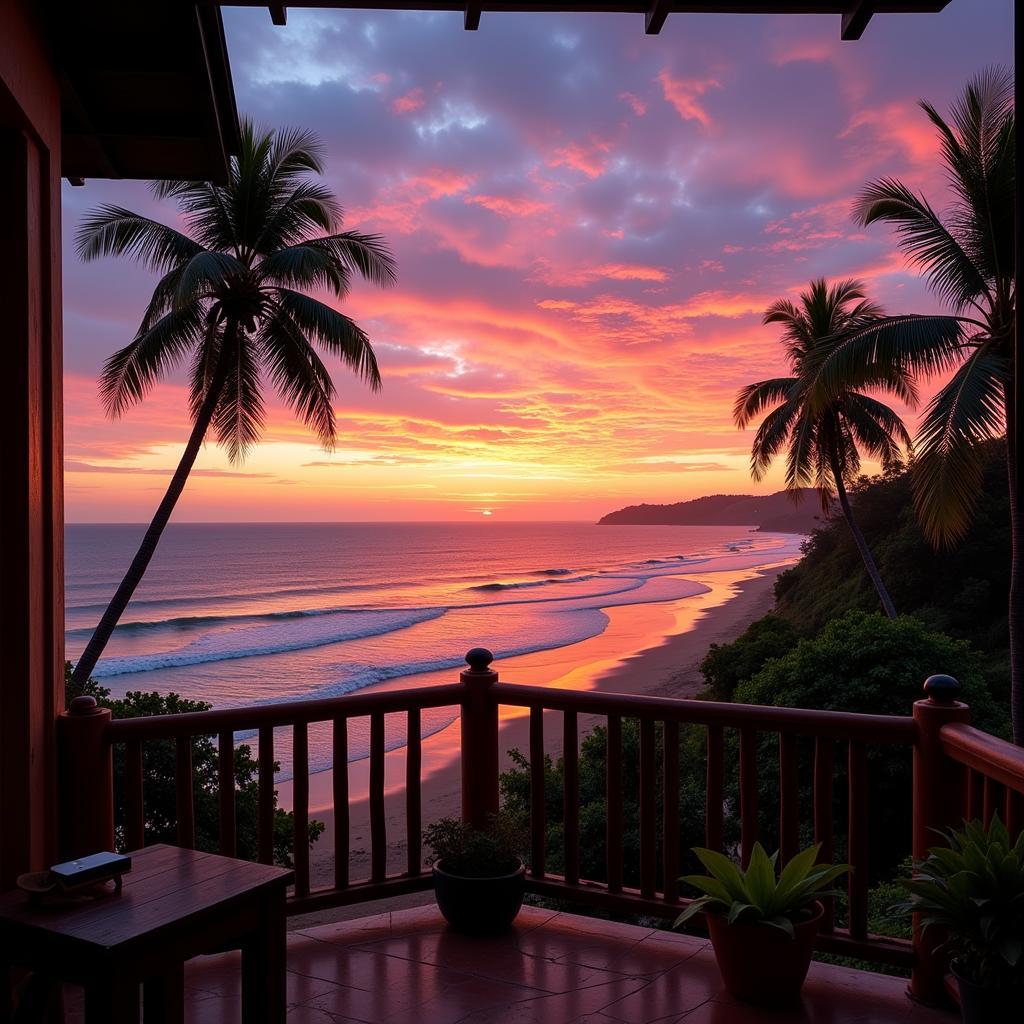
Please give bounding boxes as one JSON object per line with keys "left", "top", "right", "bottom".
{"left": 424, "top": 812, "right": 526, "bottom": 879}
{"left": 900, "top": 815, "right": 1024, "bottom": 989}
{"left": 675, "top": 842, "right": 850, "bottom": 937}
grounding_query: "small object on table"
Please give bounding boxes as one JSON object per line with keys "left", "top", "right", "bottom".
{"left": 16, "top": 851, "right": 132, "bottom": 904}
{"left": 0, "top": 844, "right": 293, "bottom": 1024}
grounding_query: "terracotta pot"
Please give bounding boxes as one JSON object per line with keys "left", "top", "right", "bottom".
{"left": 951, "top": 959, "right": 1024, "bottom": 1024}
{"left": 705, "top": 901, "right": 823, "bottom": 1007}
{"left": 432, "top": 858, "right": 526, "bottom": 935}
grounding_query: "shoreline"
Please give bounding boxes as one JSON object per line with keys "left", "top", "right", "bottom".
{"left": 277, "top": 559, "right": 792, "bottom": 914}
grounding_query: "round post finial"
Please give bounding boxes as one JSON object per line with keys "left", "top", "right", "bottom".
{"left": 465, "top": 647, "right": 494, "bottom": 673}
{"left": 69, "top": 695, "right": 101, "bottom": 715}
{"left": 923, "top": 674, "right": 960, "bottom": 705}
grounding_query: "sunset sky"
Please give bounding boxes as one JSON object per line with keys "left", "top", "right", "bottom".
{"left": 62, "top": 1, "right": 1012, "bottom": 523}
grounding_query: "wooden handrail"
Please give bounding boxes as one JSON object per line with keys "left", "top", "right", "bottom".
{"left": 491, "top": 683, "right": 917, "bottom": 743}
{"left": 104, "top": 682, "right": 465, "bottom": 740}
{"left": 940, "top": 722, "right": 1024, "bottom": 795}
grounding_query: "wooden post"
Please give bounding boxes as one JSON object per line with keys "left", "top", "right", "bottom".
{"left": 460, "top": 648, "right": 499, "bottom": 830}
{"left": 909, "top": 674, "right": 970, "bottom": 1005}
{"left": 56, "top": 696, "right": 115, "bottom": 858}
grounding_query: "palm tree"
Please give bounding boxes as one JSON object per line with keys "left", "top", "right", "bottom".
{"left": 735, "top": 279, "right": 915, "bottom": 619}
{"left": 69, "top": 121, "right": 396, "bottom": 688}
{"left": 801, "top": 69, "right": 1019, "bottom": 740}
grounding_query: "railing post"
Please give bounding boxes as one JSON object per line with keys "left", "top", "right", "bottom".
{"left": 910, "top": 674, "right": 970, "bottom": 1005}
{"left": 460, "top": 647, "right": 499, "bottom": 830}
{"left": 56, "top": 696, "right": 115, "bottom": 859}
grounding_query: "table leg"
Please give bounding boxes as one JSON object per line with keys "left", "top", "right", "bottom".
{"left": 143, "top": 964, "right": 184, "bottom": 1024}
{"left": 241, "top": 889, "right": 286, "bottom": 1024}
{"left": 84, "top": 976, "right": 139, "bottom": 1024}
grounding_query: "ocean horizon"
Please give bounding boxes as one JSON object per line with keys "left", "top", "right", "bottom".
{"left": 66, "top": 522, "right": 803, "bottom": 776}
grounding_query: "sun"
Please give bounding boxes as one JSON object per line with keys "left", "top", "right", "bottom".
{"left": 481, "top": 509, "right": 493, "bottom": 517}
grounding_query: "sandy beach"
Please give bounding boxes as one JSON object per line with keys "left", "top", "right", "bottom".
{"left": 280, "top": 557, "right": 793, "bottom": 924}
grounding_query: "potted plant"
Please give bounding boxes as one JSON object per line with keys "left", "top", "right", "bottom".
{"left": 675, "top": 842, "right": 849, "bottom": 1006}
{"left": 900, "top": 814, "right": 1024, "bottom": 1023}
{"left": 424, "top": 812, "right": 527, "bottom": 934}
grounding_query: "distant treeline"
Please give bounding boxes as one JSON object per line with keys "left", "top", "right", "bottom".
{"left": 598, "top": 488, "right": 823, "bottom": 534}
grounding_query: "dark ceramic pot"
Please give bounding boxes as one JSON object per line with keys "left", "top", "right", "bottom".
{"left": 951, "top": 960, "right": 1024, "bottom": 1024}
{"left": 705, "top": 901, "right": 823, "bottom": 1007}
{"left": 432, "top": 858, "right": 526, "bottom": 935}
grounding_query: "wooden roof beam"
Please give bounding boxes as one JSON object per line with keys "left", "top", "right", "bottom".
{"left": 841, "top": 1, "right": 874, "bottom": 40}
{"left": 465, "top": 3, "right": 481, "bottom": 29}
{"left": 269, "top": 3, "right": 288, "bottom": 24}
{"left": 645, "top": 1, "right": 671, "bottom": 35}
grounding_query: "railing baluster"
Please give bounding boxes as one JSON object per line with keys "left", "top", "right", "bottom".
{"left": 705, "top": 725, "right": 724, "bottom": 850}
{"left": 639, "top": 717, "right": 656, "bottom": 899}
{"left": 293, "top": 722, "right": 310, "bottom": 897}
{"left": 813, "top": 737, "right": 834, "bottom": 932}
{"left": 370, "top": 711, "right": 386, "bottom": 884}
{"left": 333, "top": 717, "right": 349, "bottom": 890}
{"left": 218, "top": 730, "right": 236, "bottom": 857}
{"left": 125, "top": 741, "right": 144, "bottom": 851}
{"left": 607, "top": 714, "right": 623, "bottom": 893}
{"left": 530, "top": 706, "right": 546, "bottom": 879}
{"left": 739, "top": 727, "right": 758, "bottom": 867}
{"left": 779, "top": 732, "right": 799, "bottom": 866}
{"left": 406, "top": 708, "right": 422, "bottom": 876}
{"left": 258, "top": 726, "right": 274, "bottom": 864}
{"left": 562, "top": 710, "right": 580, "bottom": 885}
{"left": 175, "top": 737, "right": 195, "bottom": 849}
{"left": 968, "top": 768, "right": 984, "bottom": 821}
{"left": 983, "top": 775, "right": 995, "bottom": 826}
{"left": 848, "top": 741, "right": 869, "bottom": 940}
{"left": 1006, "top": 788, "right": 1023, "bottom": 841}
{"left": 663, "top": 719, "right": 680, "bottom": 903}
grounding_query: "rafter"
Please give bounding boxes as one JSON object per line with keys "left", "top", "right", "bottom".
{"left": 645, "top": 0, "right": 671, "bottom": 35}
{"left": 841, "top": 1, "right": 874, "bottom": 40}
{"left": 465, "top": 3, "right": 481, "bottom": 29}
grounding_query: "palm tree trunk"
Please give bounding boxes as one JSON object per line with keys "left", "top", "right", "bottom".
{"left": 1004, "top": 381, "right": 1023, "bottom": 744}
{"left": 829, "top": 456, "right": 898, "bottom": 620}
{"left": 70, "top": 325, "right": 237, "bottom": 688}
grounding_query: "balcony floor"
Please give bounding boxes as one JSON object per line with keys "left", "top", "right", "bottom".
{"left": 75, "top": 904, "right": 957, "bottom": 1023}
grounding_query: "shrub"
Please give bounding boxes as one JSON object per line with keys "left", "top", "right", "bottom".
{"left": 65, "top": 663, "right": 323, "bottom": 866}
{"left": 424, "top": 812, "right": 526, "bottom": 877}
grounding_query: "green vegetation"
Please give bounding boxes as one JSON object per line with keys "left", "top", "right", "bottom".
{"left": 65, "top": 664, "right": 323, "bottom": 866}
{"left": 675, "top": 843, "right": 849, "bottom": 936}
{"left": 424, "top": 813, "right": 526, "bottom": 877}
{"left": 901, "top": 816, "right": 1024, "bottom": 988}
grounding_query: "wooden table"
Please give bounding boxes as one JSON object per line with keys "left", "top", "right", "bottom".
{"left": 0, "top": 844, "right": 293, "bottom": 1023}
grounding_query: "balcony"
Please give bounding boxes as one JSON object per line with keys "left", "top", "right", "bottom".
{"left": 68, "top": 906, "right": 954, "bottom": 1023}
{"left": 54, "top": 650, "right": 1024, "bottom": 1019}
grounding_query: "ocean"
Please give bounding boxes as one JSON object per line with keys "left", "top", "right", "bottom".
{"left": 65, "top": 522, "right": 801, "bottom": 776}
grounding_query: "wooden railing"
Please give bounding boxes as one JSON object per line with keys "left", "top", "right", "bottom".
{"left": 55, "top": 649, "right": 1024, "bottom": 1005}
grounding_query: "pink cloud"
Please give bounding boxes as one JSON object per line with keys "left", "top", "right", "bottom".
{"left": 546, "top": 138, "right": 613, "bottom": 179}
{"left": 657, "top": 70, "right": 721, "bottom": 130}
{"left": 619, "top": 91, "right": 647, "bottom": 116}
{"left": 465, "top": 193, "right": 551, "bottom": 218}
{"left": 391, "top": 87, "right": 426, "bottom": 114}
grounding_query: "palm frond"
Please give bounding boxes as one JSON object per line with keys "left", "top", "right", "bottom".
{"left": 852, "top": 179, "right": 990, "bottom": 312}
{"left": 748, "top": 401, "right": 799, "bottom": 482}
{"left": 75, "top": 207, "right": 202, "bottom": 271}
{"left": 211, "top": 335, "right": 265, "bottom": 463}
{"left": 260, "top": 312, "right": 337, "bottom": 449}
{"left": 842, "top": 393, "right": 911, "bottom": 471}
{"left": 913, "top": 345, "right": 1009, "bottom": 547}
{"left": 733, "top": 378, "right": 798, "bottom": 429}
{"left": 174, "top": 251, "right": 245, "bottom": 307}
{"left": 274, "top": 289, "right": 381, "bottom": 391}
{"left": 100, "top": 304, "right": 204, "bottom": 416}
{"left": 311, "top": 232, "right": 398, "bottom": 289}
{"left": 802, "top": 315, "right": 967, "bottom": 404}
